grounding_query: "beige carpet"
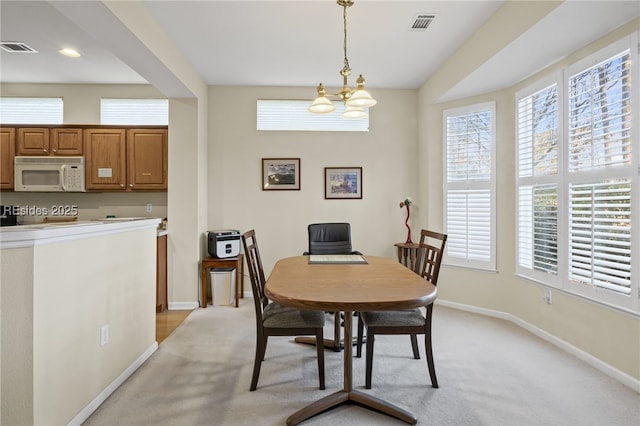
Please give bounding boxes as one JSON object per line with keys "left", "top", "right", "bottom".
{"left": 84, "top": 299, "right": 639, "bottom": 426}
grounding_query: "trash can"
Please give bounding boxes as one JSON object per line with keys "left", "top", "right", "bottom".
{"left": 208, "top": 268, "right": 236, "bottom": 306}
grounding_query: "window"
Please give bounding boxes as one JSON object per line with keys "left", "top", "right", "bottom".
{"left": 0, "top": 97, "right": 63, "bottom": 124}
{"left": 517, "top": 35, "right": 638, "bottom": 312}
{"left": 257, "top": 100, "right": 369, "bottom": 132}
{"left": 443, "top": 102, "right": 496, "bottom": 271}
{"left": 101, "top": 98, "right": 168, "bottom": 125}
{"left": 516, "top": 79, "right": 561, "bottom": 285}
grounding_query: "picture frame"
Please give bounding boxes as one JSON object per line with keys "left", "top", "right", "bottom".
{"left": 262, "top": 158, "right": 301, "bottom": 190}
{"left": 324, "top": 167, "right": 362, "bottom": 199}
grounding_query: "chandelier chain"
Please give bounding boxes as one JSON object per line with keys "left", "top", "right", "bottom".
{"left": 343, "top": 2, "right": 351, "bottom": 74}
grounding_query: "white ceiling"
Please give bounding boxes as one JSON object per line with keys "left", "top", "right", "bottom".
{"left": 1, "top": 1, "right": 638, "bottom": 102}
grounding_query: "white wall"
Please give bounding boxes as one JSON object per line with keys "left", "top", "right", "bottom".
{"left": 208, "top": 86, "right": 419, "bottom": 275}
{"left": 167, "top": 98, "right": 204, "bottom": 307}
{"left": 0, "top": 226, "right": 157, "bottom": 425}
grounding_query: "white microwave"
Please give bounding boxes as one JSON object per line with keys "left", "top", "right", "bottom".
{"left": 14, "top": 156, "right": 86, "bottom": 192}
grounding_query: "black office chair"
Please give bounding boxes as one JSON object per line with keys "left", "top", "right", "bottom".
{"left": 304, "top": 222, "right": 361, "bottom": 256}
{"left": 303, "top": 223, "right": 361, "bottom": 351}
{"left": 356, "top": 229, "right": 447, "bottom": 389}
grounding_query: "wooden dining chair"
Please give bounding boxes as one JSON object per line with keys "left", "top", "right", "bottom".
{"left": 303, "top": 222, "right": 362, "bottom": 352}
{"left": 356, "top": 229, "right": 447, "bottom": 389}
{"left": 241, "top": 229, "right": 326, "bottom": 391}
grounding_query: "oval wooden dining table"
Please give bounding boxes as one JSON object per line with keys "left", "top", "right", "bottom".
{"left": 264, "top": 255, "right": 437, "bottom": 425}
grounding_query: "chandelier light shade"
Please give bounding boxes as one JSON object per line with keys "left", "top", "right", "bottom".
{"left": 308, "top": 0, "right": 377, "bottom": 119}
{"left": 308, "top": 84, "right": 336, "bottom": 114}
{"left": 342, "top": 105, "right": 367, "bottom": 120}
{"left": 346, "top": 75, "right": 377, "bottom": 108}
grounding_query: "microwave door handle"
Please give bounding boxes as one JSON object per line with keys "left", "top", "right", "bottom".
{"left": 60, "top": 164, "right": 68, "bottom": 191}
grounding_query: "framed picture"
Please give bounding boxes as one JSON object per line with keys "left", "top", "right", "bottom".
{"left": 324, "top": 167, "right": 362, "bottom": 199}
{"left": 262, "top": 158, "right": 301, "bottom": 190}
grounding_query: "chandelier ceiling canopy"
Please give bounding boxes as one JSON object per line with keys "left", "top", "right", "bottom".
{"left": 308, "top": 0, "right": 377, "bottom": 120}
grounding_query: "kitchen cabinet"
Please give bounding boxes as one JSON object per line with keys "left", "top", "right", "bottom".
{"left": 0, "top": 128, "right": 16, "bottom": 189}
{"left": 156, "top": 233, "right": 168, "bottom": 313}
{"left": 127, "top": 129, "right": 168, "bottom": 191}
{"left": 84, "top": 128, "right": 127, "bottom": 190}
{"left": 16, "top": 127, "right": 83, "bottom": 156}
{"left": 85, "top": 127, "right": 167, "bottom": 192}
{"left": 51, "top": 128, "right": 83, "bottom": 155}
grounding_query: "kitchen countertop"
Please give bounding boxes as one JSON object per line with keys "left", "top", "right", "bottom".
{"left": 0, "top": 217, "right": 162, "bottom": 248}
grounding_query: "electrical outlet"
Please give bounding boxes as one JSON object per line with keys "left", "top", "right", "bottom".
{"left": 146, "top": 203, "right": 153, "bottom": 213}
{"left": 100, "top": 324, "right": 109, "bottom": 346}
{"left": 543, "top": 288, "right": 552, "bottom": 304}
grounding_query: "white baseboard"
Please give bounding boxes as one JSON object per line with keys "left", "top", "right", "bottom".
{"left": 167, "top": 296, "right": 251, "bottom": 310}
{"left": 67, "top": 342, "right": 158, "bottom": 426}
{"left": 436, "top": 299, "right": 640, "bottom": 394}
{"left": 168, "top": 301, "right": 199, "bottom": 310}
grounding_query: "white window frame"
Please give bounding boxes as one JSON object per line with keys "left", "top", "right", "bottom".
{"left": 443, "top": 101, "right": 497, "bottom": 272}
{"left": 0, "top": 97, "right": 63, "bottom": 124}
{"left": 515, "top": 33, "right": 639, "bottom": 314}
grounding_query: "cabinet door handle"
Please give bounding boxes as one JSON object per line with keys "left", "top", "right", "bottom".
{"left": 120, "top": 184, "right": 125, "bottom": 188}
{"left": 52, "top": 149, "right": 57, "bottom": 153}
{"left": 129, "top": 184, "right": 134, "bottom": 188}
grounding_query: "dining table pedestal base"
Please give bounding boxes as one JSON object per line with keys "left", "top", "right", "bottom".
{"left": 286, "top": 311, "right": 416, "bottom": 425}
{"left": 286, "top": 389, "right": 417, "bottom": 426}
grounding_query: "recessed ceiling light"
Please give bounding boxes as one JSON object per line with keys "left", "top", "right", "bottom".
{"left": 59, "top": 48, "right": 80, "bottom": 58}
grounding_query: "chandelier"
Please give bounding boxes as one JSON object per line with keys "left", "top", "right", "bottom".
{"left": 308, "top": 0, "right": 377, "bottom": 119}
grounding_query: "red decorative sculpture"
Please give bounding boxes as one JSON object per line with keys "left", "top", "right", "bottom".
{"left": 399, "top": 198, "right": 413, "bottom": 244}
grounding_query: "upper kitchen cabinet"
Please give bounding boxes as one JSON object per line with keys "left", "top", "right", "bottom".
{"left": 84, "top": 128, "right": 127, "bottom": 191}
{"left": 0, "top": 128, "right": 16, "bottom": 189}
{"left": 84, "top": 127, "right": 168, "bottom": 192}
{"left": 51, "top": 128, "right": 83, "bottom": 155}
{"left": 127, "top": 129, "right": 167, "bottom": 191}
{"left": 17, "top": 127, "right": 83, "bottom": 156}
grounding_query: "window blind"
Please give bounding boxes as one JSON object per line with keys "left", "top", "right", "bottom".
{"left": 569, "top": 180, "right": 631, "bottom": 294}
{"left": 446, "top": 110, "right": 492, "bottom": 182}
{"left": 257, "top": 100, "right": 369, "bottom": 132}
{"left": 517, "top": 84, "right": 558, "bottom": 178}
{"left": 0, "top": 97, "right": 63, "bottom": 124}
{"left": 101, "top": 98, "right": 168, "bottom": 125}
{"left": 518, "top": 185, "right": 558, "bottom": 273}
{"left": 568, "top": 50, "right": 632, "bottom": 171}
{"left": 446, "top": 189, "right": 492, "bottom": 262}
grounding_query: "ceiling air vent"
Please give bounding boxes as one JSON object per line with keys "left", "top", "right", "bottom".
{"left": 0, "top": 42, "right": 37, "bottom": 53}
{"left": 410, "top": 14, "right": 435, "bottom": 31}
